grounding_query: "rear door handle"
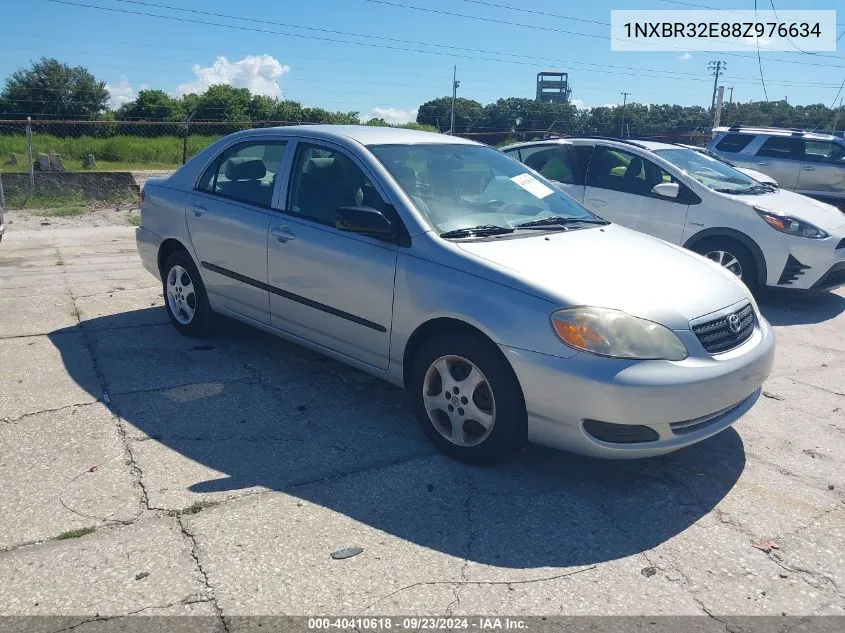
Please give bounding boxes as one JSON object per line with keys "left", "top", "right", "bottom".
{"left": 270, "top": 227, "right": 296, "bottom": 243}
{"left": 189, "top": 203, "right": 207, "bottom": 217}
{"left": 802, "top": 165, "right": 815, "bottom": 171}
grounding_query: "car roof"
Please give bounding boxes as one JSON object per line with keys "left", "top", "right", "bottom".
{"left": 712, "top": 126, "right": 841, "bottom": 142}
{"left": 258, "top": 124, "right": 480, "bottom": 146}
{"left": 499, "top": 139, "right": 572, "bottom": 151}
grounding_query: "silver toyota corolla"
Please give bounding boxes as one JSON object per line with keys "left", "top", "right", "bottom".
{"left": 136, "top": 125, "right": 775, "bottom": 464}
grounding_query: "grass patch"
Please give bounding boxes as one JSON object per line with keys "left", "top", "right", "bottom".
{"left": 127, "top": 212, "right": 141, "bottom": 226}
{"left": 56, "top": 526, "right": 96, "bottom": 540}
{"left": 5, "top": 187, "right": 137, "bottom": 212}
{"left": 0, "top": 133, "right": 220, "bottom": 171}
{"left": 56, "top": 257, "right": 65, "bottom": 266}
{"left": 70, "top": 306, "right": 82, "bottom": 321}
{"left": 179, "top": 500, "right": 215, "bottom": 515}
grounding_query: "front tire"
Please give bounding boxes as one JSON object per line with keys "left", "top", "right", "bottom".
{"left": 162, "top": 250, "right": 216, "bottom": 337}
{"left": 409, "top": 331, "right": 527, "bottom": 465}
{"left": 693, "top": 238, "right": 759, "bottom": 292}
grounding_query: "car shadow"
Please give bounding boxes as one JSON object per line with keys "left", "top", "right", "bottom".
{"left": 757, "top": 288, "right": 845, "bottom": 326}
{"left": 48, "top": 309, "right": 746, "bottom": 569}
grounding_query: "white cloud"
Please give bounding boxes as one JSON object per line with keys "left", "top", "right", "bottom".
{"left": 570, "top": 98, "right": 586, "bottom": 109}
{"left": 363, "top": 107, "right": 418, "bottom": 124}
{"left": 742, "top": 36, "right": 771, "bottom": 48}
{"left": 106, "top": 75, "right": 136, "bottom": 108}
{"left": 677, "top": 52, "right": 692, "bottom": 61}
{"left": 176, "top": 55, "right": 290, "bottom": 97}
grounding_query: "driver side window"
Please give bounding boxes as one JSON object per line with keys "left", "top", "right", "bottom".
{"left": 287, "top": 143, "right": 387, "bottom": 225}
{"left": 586, "top": 147, "right": 677, "bottom": 198}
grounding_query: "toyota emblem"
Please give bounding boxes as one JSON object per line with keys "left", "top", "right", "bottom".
{"left": 727, "top": 314, "right": 742, "bottom": 334}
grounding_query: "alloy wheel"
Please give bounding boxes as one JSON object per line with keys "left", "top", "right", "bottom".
{"left": 704, "top": 250, "right": 743, "bottom": 279}
{"left": 166, "top": 264, "right": 197, "bottom": 325}
{"left": 422, "top": 355, "right": 496, "bottom": 447}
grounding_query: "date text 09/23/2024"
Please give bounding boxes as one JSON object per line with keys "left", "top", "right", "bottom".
{"left": 307, "top": 617, "right": 528, "bottom": 630}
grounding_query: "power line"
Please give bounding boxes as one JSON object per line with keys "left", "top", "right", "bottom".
{"left": 754, "top": 0, "right": 769, "bottom": 101}
{"left": 46, "top": 0, "right": 845, "bottom": 87}
{"left": 363, "top": 0, "right": 845, "bottom": 61}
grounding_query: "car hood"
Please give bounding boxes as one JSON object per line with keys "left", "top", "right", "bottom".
{"left": 735, "top": 167, "right": 777, "bottom": 185}
{"left": 455, "top": 224, "right": 749, "bottom": 330}
{"left": 747, "top": 189, "right": 845, "bottom": 231}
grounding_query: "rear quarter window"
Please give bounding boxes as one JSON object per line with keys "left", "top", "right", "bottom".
{"left": 715, "top": 134, "right": 754, "bottom": 153}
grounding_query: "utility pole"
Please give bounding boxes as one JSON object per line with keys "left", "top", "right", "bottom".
{"left": 834, "top": 98, "right": 844, "bottom": 134}
{"left": 708, "top": 61, "right": 726, "bottom": 125}
{"left": 449, "top": 66, "right": 460, "bottom": 135}
{"left": 620, "top": 92, "right": 630, "bottom": 138}
{"left": 726, "top": 87, "right": 734, "bottom": 125}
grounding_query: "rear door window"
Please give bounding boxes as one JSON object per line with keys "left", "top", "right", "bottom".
{"left": 198, "top": 140, "right": 287, "bottom": 208}
{"left": 518, "top": 145, "right": 579, "bottom": 184}
{"left": 715, "top": 134, "right": 754, "bottom": 153}
{"left": 756, "top": 136, "right": 802, "bottom": 159}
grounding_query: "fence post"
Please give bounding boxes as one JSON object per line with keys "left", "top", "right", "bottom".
{"left": 182, "top": 118, "right": 189, "bottom": 165}
{"left": 0, "top": 170, "right": 5, "bottom": 213}
{"left": 25, "top": 116, "right": 34, "bottom": 196}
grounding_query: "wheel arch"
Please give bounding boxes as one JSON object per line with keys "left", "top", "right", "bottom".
{"left": 402, "top": 317, "right": 505, "bottom": 390}
{"left": 157, "top": 238, "right": 193, "bottom": 277}
{"left": 683, "top": 228, "right": 767, "bottom": 286}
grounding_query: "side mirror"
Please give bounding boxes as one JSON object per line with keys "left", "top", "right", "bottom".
{"left": 652, "top": 182, "right": 680, "bottom": 199}
{"left": 335, "top": 206, "right": 394, "bottom": 238}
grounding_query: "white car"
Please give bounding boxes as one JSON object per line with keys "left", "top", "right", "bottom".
{"left": 501, "top": 138, "right": 845, "bottom": 292}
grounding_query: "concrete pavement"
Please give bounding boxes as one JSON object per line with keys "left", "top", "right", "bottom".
{"left": 0, "top": 222, "right": 843, "bottom": 628}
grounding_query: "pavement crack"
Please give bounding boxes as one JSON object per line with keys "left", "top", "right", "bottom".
{"left": 176, "top": 515, "right": 229, "bottom": 633}
{"left": 1, "top": 401, "right": 99, "bottom": 424}
{"left": 355, "top": 565, "right": 596, "bottom": 616}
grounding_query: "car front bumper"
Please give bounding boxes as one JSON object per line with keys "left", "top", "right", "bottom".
{"left": 769, "top": 231, "right": 845, "bottom": 290}
{"left": 500, "top": 316, "right": 775, "bottom": 459}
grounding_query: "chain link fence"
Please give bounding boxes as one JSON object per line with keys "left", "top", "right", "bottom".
{"left": 0, "top": 118, "right": 713, "bottom": 209}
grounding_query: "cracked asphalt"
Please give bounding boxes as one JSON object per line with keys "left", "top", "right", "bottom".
{"left": 0, "top": 222, "right": 843, "bottom": 628}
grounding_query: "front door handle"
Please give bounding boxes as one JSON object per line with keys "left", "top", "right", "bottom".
{"left": 270, "top": 227, "right": 296, "bottom": 243}
{"left": 189, "top": 203, "right": 207, "bottom": 217}
{"left": 756, "top": 162, "right": 769, "bottom": 166}
{"left": 802, "top": 165, "right": 816, "bottom": 171}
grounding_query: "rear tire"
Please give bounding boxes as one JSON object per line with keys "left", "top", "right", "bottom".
{"left": 409, "top": 331, "right": 527, "bottom": 465}
{"left": 693, "top": 238, "right": 759, "bottom": 292}
{"left": 162, "top": 250, "right": 216, "bottom": 337}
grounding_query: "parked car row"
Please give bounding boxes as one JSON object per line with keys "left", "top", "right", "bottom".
{"left": 707, "top": 126, "right": 845, "bottom": 203}
{"left": 138, "top": 125, "right": 778, "bottom": 464}
{"left": 501, "top": 137, "right": 845, "bottom": 292}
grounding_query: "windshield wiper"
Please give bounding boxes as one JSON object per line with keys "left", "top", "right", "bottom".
{"left": 713, "top": 186, "right": 766, "bottom": 195}
{"left": 516, "top": 215, "right": 609, "bottom": 229}
{"left": 439, "top": 225, "right": 515, "bottom": 238}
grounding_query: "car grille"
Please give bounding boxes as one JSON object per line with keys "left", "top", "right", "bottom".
{"left": 691, "top": 303, "right": 754, "bottom": 354}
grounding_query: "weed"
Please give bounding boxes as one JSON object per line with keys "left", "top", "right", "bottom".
{"left": 56, "top": 526, "right": 96, "bottom": 540}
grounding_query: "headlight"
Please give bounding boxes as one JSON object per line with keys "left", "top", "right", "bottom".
{"left": 754, "top": 208, "right": 828, "bottom": 239}
{"left": 550, "top": 307, "right": 688, "bottom": 361}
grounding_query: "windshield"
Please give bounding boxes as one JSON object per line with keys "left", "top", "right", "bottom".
{"left": 654, "top": 148, "right": 764, "bottom": 193}
{"left": 369, "top": 143, "right": 599, "bottom": 234}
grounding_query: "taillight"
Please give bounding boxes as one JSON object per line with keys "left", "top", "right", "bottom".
{"left": 139, "top": 188, "right": 145, "bottom": 207}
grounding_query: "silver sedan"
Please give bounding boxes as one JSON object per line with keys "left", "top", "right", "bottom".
{"left": 136, "top": 125, "right": 774, "bottom": 464}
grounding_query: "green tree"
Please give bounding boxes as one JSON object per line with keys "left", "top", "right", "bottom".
{"left": 0, "top": 57, "right": 108, "bottom": 119}
{"left": 116, "top": 89, "right": 180, "bottom": 120}
{"left": 364, "top": 117, "right": 390, "bottom": 126}
{"left": 192, "top": 85, "right": 252, "bottom": 121}
{"left": 416, "top": 96, "right": 483, "bottom": 133}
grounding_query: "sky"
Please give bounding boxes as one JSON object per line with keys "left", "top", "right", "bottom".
{"left": 2, "top": 0, "right": 844, "bottom": 123}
